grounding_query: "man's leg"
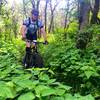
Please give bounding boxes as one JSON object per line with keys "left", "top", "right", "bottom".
{"left": 26, "top": 41, "right": 31, "bottom": 53}
{"left": 24, "top": 41, "right": 31, "bottom": 68}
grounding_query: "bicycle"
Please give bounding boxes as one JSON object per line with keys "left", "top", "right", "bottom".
{"left": 22, "top": 40, "right": 45, "bottom": 68}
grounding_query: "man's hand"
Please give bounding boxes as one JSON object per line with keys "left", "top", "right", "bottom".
{"left": 22, "top": 36, "right": 26, "bottom": 41}
{"left": 44, "top": 40, "right": 48, "bottom": 45}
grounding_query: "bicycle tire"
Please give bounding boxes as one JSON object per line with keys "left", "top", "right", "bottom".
{"left": 23, "top": 53, "right": 33, "bottom": 68}
{"left": 33, "top": 52, "right": 44, "bottom": 68}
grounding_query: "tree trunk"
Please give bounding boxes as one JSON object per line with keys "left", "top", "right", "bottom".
{"left": 48, "top": 12, "right": 54, "bottom": 33}
{"left": 91, "top": 0, "right": 100, "bottom": 24}
{"left": 76, "top": 0, "right": 91, "bottom": 49}
{"left": 48, "top": 0, "right": 59, "bottom": 33}
{"left": 64, "top": 0, "right": 70, "bottom": 29}
{"left": 0, "top": 0, "right": 3, "bottom": 13}
{"left": 36, "top": 0, "right": 40, "bottom": 10}
{"left": 36, "top": 0, "right": 41, "bottom": 38}
{"left": 23, "top": 0, "right": 27, "bottom": 18}
{"left": 44, "top": 0, "right": 48, "bottom": 32}
{"left": 31, "top": 0, "right": 35, "bottom": 9}
{"left": 78, "top": 0, "right": 90, "bottom": 30}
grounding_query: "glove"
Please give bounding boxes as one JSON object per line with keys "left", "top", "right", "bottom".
{"left": 44, "top": 40, "right": 48, "bottom": 45}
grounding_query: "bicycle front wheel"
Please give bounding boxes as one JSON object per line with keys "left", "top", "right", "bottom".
{"left": 34, "top": 53, "right": 44, "bottom": 68}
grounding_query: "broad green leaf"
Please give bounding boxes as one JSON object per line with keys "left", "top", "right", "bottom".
{"left": 85, "top": 71, "right": 94, "bottom": 79}
{"left": 15, "top": 85, "right": 23, "bottom": 92}
{"left": 13, "top": 69, "right": 25, "bottom": 74}
{"left": 58, "top": 84, "right": 72, "bottom": 90}
{"left": 41, "top": 88, "right": 56, "bottom": 96}
{"left": 48, "top": 69, "right": 55, "bottom": 75}
{"left": 74, "top": 93, "right": 82, "bottom": 98}
{"left": 35, "top": 85, "right": 50, "bottom": 97}
{"left": 15, "top": 79, "right": 35, "bottom": 89}
{"left": 47, "top": 79, "right": 56, "bottom": 84}
{"left": 39, "top": 74, "right": 49, "bottom": 81}
{"left": 81, "top": 66, "right": 89, "bottom": 70}
{"left": 33, "top": 68, "right": 48, "bottom": 71}
{"left": 6, "top": 81, "right": 15, "bottom": 88}
{"left": 75, "top": 94, "right": 94, "bottom": 100}
{"left": 18, "top": 92, "right": 35, "bottom": 100}
{"left": 51, "top": 82, "right": 60, "bottom": 86}
{"left": 55, "top": 88, "right": 66, "bottom": 96}
{"left": 12, "top": 74, "right": 32, "bottom": 83}
{"left": 83, "top": 94, "right": 94, "bottom": 100}
{"left": 64, "top": 93, "right": 76, "bottom": 100}
{"left": 0, "top": 82, "right": 15, "bottom": 99}
{"left": 0, "top": 97, "right": 5, "bottom": 100}
{"left": 52, "top": 96, "right": 64, "bottom": 100}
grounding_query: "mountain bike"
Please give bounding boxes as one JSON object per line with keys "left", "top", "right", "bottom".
{"left": 23, "top": 40, "right": 45, "bottom": 68}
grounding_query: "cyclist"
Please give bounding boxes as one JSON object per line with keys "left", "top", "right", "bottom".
{"left": 21, "top": 9, "right": 48, "bottom": 55}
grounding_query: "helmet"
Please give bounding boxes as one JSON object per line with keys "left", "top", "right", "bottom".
{"left": 31, "top": 9, "right": 39, "bottom": 17}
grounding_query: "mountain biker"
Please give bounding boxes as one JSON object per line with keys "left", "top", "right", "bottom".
{"left": 21, "top": 9, "right": 48, "bottom": 54}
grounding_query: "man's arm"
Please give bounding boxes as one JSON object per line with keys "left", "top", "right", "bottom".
{"left": 20, "top": 25, "right": 27, "bottom": 40}
{"left": 40, "top": 27, "right": 47, "bottom": 42}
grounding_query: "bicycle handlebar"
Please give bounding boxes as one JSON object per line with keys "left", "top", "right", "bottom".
{"left": 24, "top": 39, "right": 47, "bottom": 45}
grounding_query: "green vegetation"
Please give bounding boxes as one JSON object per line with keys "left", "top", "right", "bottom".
{"left": 0, "top": 0, "right": 100, "bottom": 100}
{"left": 0, "top": 24, "right": 99, "bottom": 100}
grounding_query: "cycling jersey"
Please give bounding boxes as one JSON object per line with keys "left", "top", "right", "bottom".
{"left": 23, "top": 17, "right": 43, "bottom": 40}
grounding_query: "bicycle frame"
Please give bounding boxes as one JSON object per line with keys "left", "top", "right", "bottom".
{"left": 23, "top": 39, "right": 44, "bottom": 68}
{"left": 26, "top": 39, "right": 44, "bottom": 50}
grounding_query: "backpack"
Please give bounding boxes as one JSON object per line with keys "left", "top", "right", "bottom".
{"left": 27, "top": 17, "right": 39, "bottom": 28}
{"left": 26, "top": 17, "right": 39, "bottom": 34}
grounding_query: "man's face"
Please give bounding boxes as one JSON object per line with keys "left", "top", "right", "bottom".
{"left": 32, "top": 14, "right": 38, "bottom": 21}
